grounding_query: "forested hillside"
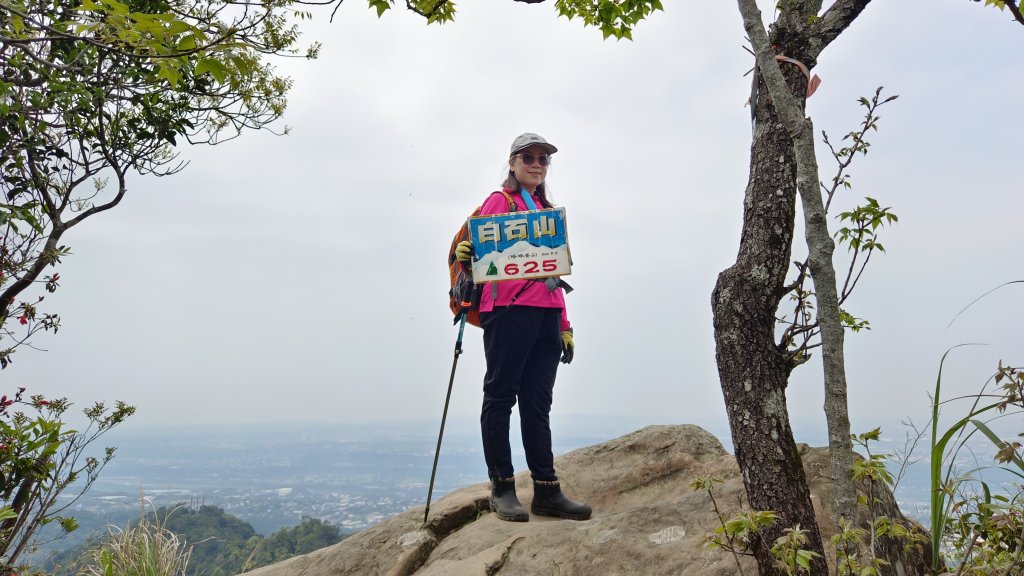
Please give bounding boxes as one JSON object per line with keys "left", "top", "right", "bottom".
{"left": 42, "top": 505, "right": 346, "bottom": 575}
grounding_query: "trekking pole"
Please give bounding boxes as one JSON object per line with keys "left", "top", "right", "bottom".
{"left": 424, "top": 305, "right": 470, "bottom": 525}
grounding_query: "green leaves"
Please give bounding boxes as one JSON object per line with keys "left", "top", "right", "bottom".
{"left": 839, "top": 309, "right": 870, "bottom": 332}
{"left": 367, "top": 0, "right": 457, "bottom": 23}
{"left": 714, "top": 510, "right": 778, "bottom": 545}
{"left": 56, "top": 515, "right": 80, "bottom": 534}
{"left": 850, "top": 427, "right": 896, "bottom": 507}
{"left": 926, "top": 350, "right": 1024, "bottom": 572}
{"left": 769, "top": 526, "right": 821, "bottom": 576}
{"left": 856, "top": 427, "right": 882, "bottom": 442}
{"left": 836, "top": 197, "right": 898, "bottom": 253}
{"left": 368, "top": 0, "right": 393, "bottom": 18}
{"left": 554, "top": 0, "right": 663, "bottom": 40}
{"left": 408, "top": 0, "right": 457, "bottom": 24}
{"left": 195, "top": 58, "right": 229, "bottom": 83}
{"left": 0, "top": 201, "right": 44, "bottom": 234}
{"left": 688, "top": 474, "right": 723, "bottom": 492}
{"left": 177, "top": 33, "right": 198, "bottom": 51}
{"left": 850, "top": 453, "right": 894, "bottom": 486}
{"left": 0, "top": 390, "right": 135, "bottom": 566}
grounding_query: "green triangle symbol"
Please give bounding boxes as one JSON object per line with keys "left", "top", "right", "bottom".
{"left": 486, "top": 262, "right": 498, "bottom": 276}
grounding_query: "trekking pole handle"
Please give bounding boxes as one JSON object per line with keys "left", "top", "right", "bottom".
{"left": 454, "top": 304, "right": 470, "bottom": 355}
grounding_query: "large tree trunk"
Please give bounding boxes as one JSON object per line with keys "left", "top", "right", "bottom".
{"left": 711, "top": 57, "right": 828, "bottom": 574}
{"left": 714, "top": 5, "right": 874, "bottom": 573}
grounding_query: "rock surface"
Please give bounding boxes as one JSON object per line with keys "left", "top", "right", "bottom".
{"left": 242, "top": 424, "right": 928, "bottom": 576}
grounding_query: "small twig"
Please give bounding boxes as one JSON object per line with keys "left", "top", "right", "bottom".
{"left": 839, "top": 247, "right": 872, "bottom": 305}
{"left": 406, "top": 0, "right": 448, "bottom": 18}
{"left": 953, "top": 531, "right": 978, "bottom": 576}
{"left": 707, "top": 488, "right": 748, "bottom": 576}
{"left": 892, "top": 418, "right": 928, "bottom": 491}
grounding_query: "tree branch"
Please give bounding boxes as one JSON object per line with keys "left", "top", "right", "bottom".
{"left": 977, "top": 0, "right": 1024, "bottom": 26}
{"left": 64, "top": 107, "right": 129, "bottom": 230}
{"left": 0, "top": 232, "right": 61, "bottom": 318}
{"left": 807, "top": 0, "right": 872, "bottom": 59}
{"left": 1008, "top": 0, "right": 1024, "bottom": 25}
{"left": 737, "top": 1, "right": 805, "bottom": 139}
{"left": 406, "top": 0, "right": 447, "bottom": 18}
{"left": 840, "top": 247, "right": 872, "bottom": 304}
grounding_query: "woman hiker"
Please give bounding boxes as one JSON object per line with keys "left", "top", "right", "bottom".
{"left": 453, "top": 132, "right": 592, "bottom": 522}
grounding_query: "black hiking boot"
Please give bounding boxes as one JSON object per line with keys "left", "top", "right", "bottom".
{"left": 531, "top": 479, "right": 592, "bottom": 521}
{"left": 490, "top": 478, "right": 529, "bottom": 522}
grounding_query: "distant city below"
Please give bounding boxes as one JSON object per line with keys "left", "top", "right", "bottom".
{"left": 58, "top": 415, "right": 1016, "bottom": 538}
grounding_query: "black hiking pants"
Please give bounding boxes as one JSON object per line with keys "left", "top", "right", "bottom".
{"left": 479, "top": 305, "right": 562, "bottom": 482}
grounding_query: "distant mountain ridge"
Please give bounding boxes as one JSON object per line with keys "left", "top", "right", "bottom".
{"left": 43, "top": 504, "right": 345, "bottom": 576}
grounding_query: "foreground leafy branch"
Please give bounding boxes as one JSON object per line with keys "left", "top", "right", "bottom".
{"left": 0, "top": 0, "right": 318, "bottom": 366}
{"left": 929, "top": 354, "right": 1024, "bottom": 573}
{"left": 0, "top": 390, "right": 134, "bottom": 570}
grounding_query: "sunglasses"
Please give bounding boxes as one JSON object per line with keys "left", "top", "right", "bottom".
{"left": 516, "top": 152, "right": 551, "bottom": 166}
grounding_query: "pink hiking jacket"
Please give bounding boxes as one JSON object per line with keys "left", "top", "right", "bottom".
{"left": 476, "top": 189, "right": 571, "bottom": 332}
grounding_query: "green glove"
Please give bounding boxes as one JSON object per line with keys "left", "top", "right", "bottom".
{"left": 560, "top": 330, "right": 574, "bottom": 364}
{"left": 455, "top": 240, "right": 474, "bottom": 262}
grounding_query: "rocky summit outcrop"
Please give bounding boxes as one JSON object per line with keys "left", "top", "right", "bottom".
{"left": 242, "top": 424, "right": 929, "bottom": 576}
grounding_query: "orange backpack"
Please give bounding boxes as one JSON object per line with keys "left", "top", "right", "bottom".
{"left": 448, "top": 190, "right": 517, "bottom": 326}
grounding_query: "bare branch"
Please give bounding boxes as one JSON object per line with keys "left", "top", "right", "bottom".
{"left": 807, "top": 0, "right": 873, "bottom": 59}
{"left": 839, "top": 247, "right": 872, "bottom": 304}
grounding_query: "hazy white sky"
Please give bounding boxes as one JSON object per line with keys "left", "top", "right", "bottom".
{"left": 11, "top": 1, "right": 1023, "bottom": 445}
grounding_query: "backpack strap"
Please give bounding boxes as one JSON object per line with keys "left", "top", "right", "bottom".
{"left": 493, "top": 189, "right": 517, "bottom": 212}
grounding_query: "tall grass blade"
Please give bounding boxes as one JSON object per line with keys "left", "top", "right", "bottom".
{"left": 970, "top": 419, "right": 1024, "bottom": 472}
{"left": 945, "top": 280, "right": 1024, "bottom": 329}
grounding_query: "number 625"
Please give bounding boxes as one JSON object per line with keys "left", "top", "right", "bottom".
{"left": 504, "top": 259, "right": 557, "bottom": 276}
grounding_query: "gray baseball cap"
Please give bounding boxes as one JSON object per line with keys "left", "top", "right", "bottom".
{"left": 510, "top": 133, "right": 558, "bottom": 156}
